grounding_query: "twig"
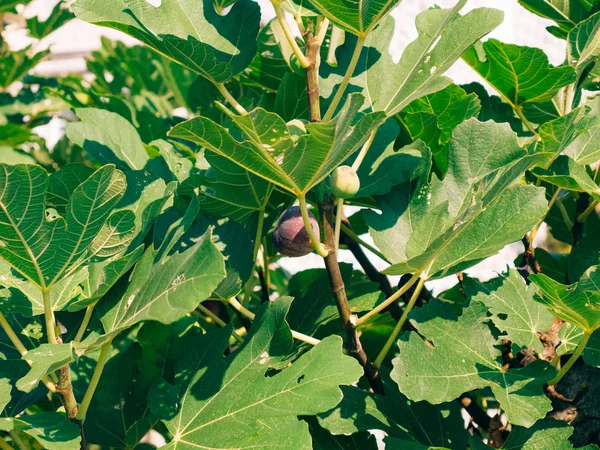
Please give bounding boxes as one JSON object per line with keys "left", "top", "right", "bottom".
{"left": 340, "top": 221, "right": 393, "bottom": 298}
{"left": 298, "top": 194, "right": 328, "bottom": 256}
{"left": 333, "top": 197, "right": 344, "bottom": 249}
{"left": 356, "top": 270, "right": 422, "bottom": 326}
{"left": 351, "top": 129, "right": 377, "bottom": 171}
{"left": 0, "top": 435, "right": 14, "bottom": 450}
{"left": 576, "top": 198, "right": 598, "bottom": 223}
{"left": 319, "top": 199, "right": 383, "bottom": 393}
{"left": 340, "top": 223, "right": 390, "bottom": 263}
{"left": 459, "top": 393, "right": 491, "bottom": 431}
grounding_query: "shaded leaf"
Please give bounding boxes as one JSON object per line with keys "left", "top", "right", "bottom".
{"left": 318, "top": 372, "right": 467, "bottom": 448}
{"left": 156, "top": 298, "right": 362, "bottom": 449}
{"left": 533, "top": 155, "right": 600, "bottom": 199}
{"left": 0, "top": 413, "right": 81, "bottom": 450}
{"left": 66, "top": 108, "right": 149, "bottom": 171}
{"left": 98, "top": 201, "right": 226, "bottom": 334}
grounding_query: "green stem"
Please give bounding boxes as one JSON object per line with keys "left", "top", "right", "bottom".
{"left": 514, "top": 105, "right": 540, "bottom": 140}
{"left": 226, "top": 297, "right": 320, "bottom": 346}
{"left": 529, "top": 188, "right": 562, "bottom": 250}
{"left": 0, "top": 312, "right": 27, "bottom": 355}
{"left": 214, "top": 83, "right": 247, "bottom": 115}
{"left": 252, "top": 209, "right": 266, "bottom": 261}
{"left": 273, "top": 2, "right": 311, "bottom": 68}
{"left": 333, "top": 198, "right": 344, "bottom": 250}
{"left": 351, "top": 129, "right": 377, "bottom": 171}
{"left": 374, "top": 278, "right": 425, "bottom": 367}
{"left": 340, "top": 224, "right": 390, "bottom": 263}
{"left": 7, "top": 433, "right": 25, "bottom": 450}
{"left": 0, "top": 312, "right": 56, "bottom": 392}
{"left": 298, "top": 195, "right": 328, "bottom": 256}
{"left": 548, "top": 329, "right": 592, "bottom": 386}
{"left": 551, "top": 352, "right": 561, "bottom": 367}
{"left": 323, "top": 36, "right": 365, "bottom": 121}
{"left": 42, "top": 288, "right": 58, "bottom": 345}
{"left": 74, "top": 304, "right": 95, "bottom": 343}
{"left": 577, "top": 199, "right": 598, "bottom": 223}
{"left": 75, "top": 340, "right": 112, "bottom": 421}
{"left": 196, "top": 303, "right": 244, "bottom": 343}
{"left": 556, "top": 197, "right": 574, "bottom": 229}
{"left": 356, "top": 269, "right": 423, "bottom": 326}
{"left": 0, "top": 436, "right": 14, "bottom": 450}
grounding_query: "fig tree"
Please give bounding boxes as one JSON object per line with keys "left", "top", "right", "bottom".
{"left": 330, "top": 165, "right": 360, "bottom": 199}
{"left": 272, "top": 206, "right": 319, "bottom": 257}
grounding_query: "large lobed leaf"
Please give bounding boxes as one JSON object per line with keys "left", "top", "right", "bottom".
{"left": 364, "top": 119, "right": 548, "bottom": 278}
{"left": 391, "top": 300, "right": 556, "bottom": 427}
{"left": 0, "top": 164, "right": 133, "bottom": 289}
{"left": 170, "top": 94, "right": 385, "bottom": 195}
{"left": 72, "top": 0, "right": 260, "bottom": 84}
{"left": 98, "top": 197, "right": 226, "bottom": 334}
{"left": 154, "top": 298, "right": 362, "bottom": 449}
{"left": 531, "top": 264, "right": 600, "bottom": 332}
{"left": 464, "top": 271, "right": 556, "bottom": 353}
{"left": 463, "top": 39, "right": 576, "bottom": 111}
{"left": 322, "top": 4, "right": 502, "bottom": 117}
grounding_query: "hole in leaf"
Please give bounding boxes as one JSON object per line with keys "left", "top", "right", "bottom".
{"left": 297, "top": 374, "right": 305, "bottom": 384}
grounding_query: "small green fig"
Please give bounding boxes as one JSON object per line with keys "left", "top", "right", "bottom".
{"left": 272, "top": 206, "right": 319, "bottom": 257}
{"left": 330, "top": 165, "right": 360, "bottom": 199}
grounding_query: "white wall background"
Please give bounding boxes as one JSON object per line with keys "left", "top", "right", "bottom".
{"left": 5, "top": 0, "right": 561, "bottom": 289}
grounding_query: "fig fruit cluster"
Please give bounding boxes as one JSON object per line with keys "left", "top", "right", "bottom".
{"left": 272, "top": 206, "right": 319, "bottom": 257}
{"left": 330, "top": 165, "right": 360, "bottom": 199}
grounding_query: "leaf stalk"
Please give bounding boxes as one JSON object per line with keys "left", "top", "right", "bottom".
{"left": 548, "top": 329, "right": 592, "bottom": 386}
{"left": 374, "top": 278, "right": 425, "bottom": 367}
{"left": 215, "top": 83, "right": 248, "bottom": 115}
{"left": 226, "top": 298, "right": 320, "bottom": 346}
{"left": 273, "top": 2, "right": 311, "bottom": 68}
{"left": 323, "top": 36, "right": 365, "bottom": 121}
{"left": 298, "top": 194, "right": 328, "bottom": 256}
{"left": 75, "top": 339, "right": 113, "bottom": 421}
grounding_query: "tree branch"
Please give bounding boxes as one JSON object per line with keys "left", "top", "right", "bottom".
{"left": 304, "top": 26, "right": 321, "bottom": 122}
{"left": 320, "top": 199, "right": 383, "bottom": 393}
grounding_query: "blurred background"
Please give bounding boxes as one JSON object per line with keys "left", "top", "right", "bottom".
{"left": 1, "top": 0, "right": 565, "bottom": 292}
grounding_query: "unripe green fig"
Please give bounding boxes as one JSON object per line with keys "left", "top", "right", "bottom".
{"left": 272, "top": 206, "right": 319, "bottom": 257}
{"left": 330, "top": 165, "right": 360, "bottom": 199}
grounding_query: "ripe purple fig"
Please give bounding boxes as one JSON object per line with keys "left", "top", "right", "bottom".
{"left": 272, "top": 206, "right": 319, "bottom": 257}
{"left": 330, "top": 165, "right": 360, "bottom": 199}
